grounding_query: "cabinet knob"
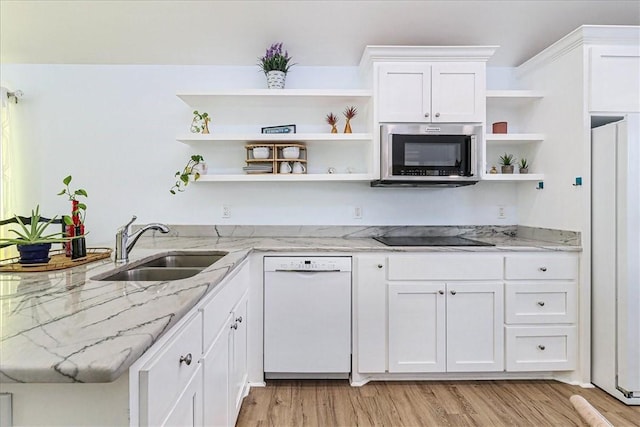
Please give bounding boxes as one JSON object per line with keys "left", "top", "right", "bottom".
{"left": 537, "top": 345, "right": 546, "bottom": 351}
{"left": 231, "top": 323, "right": 238, "bottom": 330}
{"left": 450, "top": 290, "right": 456, "bottom": 295}
{"left": 537, "top": 301, "right": 545, "bottom": 307}
{"left": 236, "top": 316, "right": 243, "bottom": 323}
{"left": 435, "top": 112, "right": 440, "bottom": 118}
{"left": 179, "top": 353, "right": 193, "bottom": 365}
{"left": 377, "top": 264, "right": 383, "bottom": 269}
{"left": 438, "top": 290, "right": 444, "bottom": 295}
{"left": 424, "top": 113, "right": 429, "bottom": 118}
{"left": 539, "top": 267, "right": 547, "bottom": 272}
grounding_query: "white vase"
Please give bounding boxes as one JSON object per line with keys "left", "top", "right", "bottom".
{"left": 266, "top": 71, "right": 286, "bottom": 89}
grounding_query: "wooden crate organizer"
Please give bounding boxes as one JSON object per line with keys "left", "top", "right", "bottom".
{"left": 245, "top": 143, "right": 307, "bottom": 174}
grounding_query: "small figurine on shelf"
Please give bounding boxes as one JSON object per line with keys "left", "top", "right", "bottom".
{"left": 190, "top": 110, "right": 211, "bottom": 134}
{"left": 326, "top": 113, "right": 339, "bottom": 134}
{"left": 489, "top": 166, "right": 498, "bottom": 174}
{"left": 343, "top": 106, "right": 357, "bottom": 134}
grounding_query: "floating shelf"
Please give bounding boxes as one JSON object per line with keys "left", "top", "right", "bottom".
{"left": 177, "top": 89, "right": 373, "bottom": 108}
{"left": 194, "top": 173, "right": 374, "bottom": 182}
{"left": 482, "top": 173, "right": 545, "bottom": 182}
{"left": 177, "top": 133, "right": 373, "bottom": 143}
{"left": 485, "top": 133, "right": 545, "bottom": 143}
{"left": 486, "top": 90, "right": 544, "bottom": 107}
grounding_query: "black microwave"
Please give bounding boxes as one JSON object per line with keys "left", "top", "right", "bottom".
{"left": 373, "top": 123, "right": 482, "bottom": 187}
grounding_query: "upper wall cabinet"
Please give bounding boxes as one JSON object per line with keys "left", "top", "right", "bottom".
{"left": 378, "top": 62, "right": 486, "bottom": 123}
{"left": 589, "top": 46, "right": 640, "bottom": 113}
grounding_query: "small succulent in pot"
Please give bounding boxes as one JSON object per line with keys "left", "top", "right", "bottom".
{"left": 326, "top": 113, "right": 339, "bottom": 134}
{"left": 518, "top": 158, "right": 530, "bottom": 174}
{"left": 170, "top": 154, "right": 206, "bottom": 194}
{"left": 343, "top": 106, "right": 358, "bottom": 133}
{"left": 499, "top": 153, "right": 515, "bottom": 174}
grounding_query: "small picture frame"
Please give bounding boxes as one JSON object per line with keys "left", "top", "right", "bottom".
{"left": 261, "top": 124, "right": 296, "bottom": 134}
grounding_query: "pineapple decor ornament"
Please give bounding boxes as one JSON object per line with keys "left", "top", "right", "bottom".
{"left": 343, "top": 106, "right": 357, "bottom": 133}
{"left": 326, "top": 113, "right": 339, "bottom": 134}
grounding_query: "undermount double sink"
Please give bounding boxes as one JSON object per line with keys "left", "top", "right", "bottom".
{"left": 94, "top": 251, "right": 228, "bottom": 281}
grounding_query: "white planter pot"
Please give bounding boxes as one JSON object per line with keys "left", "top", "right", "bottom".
{"left": 266, "top": 71, "right": 286, "bottom": 89}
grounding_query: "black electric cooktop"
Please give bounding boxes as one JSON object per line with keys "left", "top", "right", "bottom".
{"left": 373, "top": 236, "right": 495, "bottom": 247}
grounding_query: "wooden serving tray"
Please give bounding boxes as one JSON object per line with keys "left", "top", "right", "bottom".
{"left": 0, "top": 248, "right": 112, "bottom": 272}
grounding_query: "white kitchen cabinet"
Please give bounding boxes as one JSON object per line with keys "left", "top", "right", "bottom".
{"left": 589, "top": 46, "right": 640, "bottom": 112}
{"left": 162, "top": 364, "right": 204, "bottom": 427}
{"left": 229, "top": 290, "right": 249, "bottom": 422}
{"left": 176, "top": 89, "right": 374, "bottom": 181}
{"left": 378, "top": 62, "right": 485, "bottom": 123}
{"left": 503, "top": 253, "right": 578, "bottom": 372}
{"left": 483, "top": 90, "right": 545, "bottom": 181}
{"left": 202, "top": 313, "right": 231, "bottom": 427}
{"left": 388, "top": 281, "right": 504, "bottom": 373}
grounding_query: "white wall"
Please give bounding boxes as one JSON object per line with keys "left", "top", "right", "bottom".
{"left": 1, "top": 64, "right": 518, "bottom": 244}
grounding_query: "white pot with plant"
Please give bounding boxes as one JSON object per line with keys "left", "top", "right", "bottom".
{"left": 258, "top": 42, "right": 294, "bottom": 89}
{"left": 499, "top": 153, "right": 515, "bottom": 174}
{"left": 170, "top": 155, "right": 206, "bottom": 194}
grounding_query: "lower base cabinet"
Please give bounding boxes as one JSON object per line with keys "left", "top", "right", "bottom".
{"left": 163, "top": 364, "right": 204, "bottom": 427}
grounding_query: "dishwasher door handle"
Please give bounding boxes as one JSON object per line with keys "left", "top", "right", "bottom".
{"left": 273, "top": 269, "right": 343, "bottom": 273}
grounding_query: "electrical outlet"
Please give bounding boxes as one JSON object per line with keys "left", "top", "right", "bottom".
{"left": 222, "top": 205, "right": 231, "bottom": 219}
{"left": 497, "top": 205, "right": 506, "bottom": 220}
{"left": 353, "top": 206, "right": 363, "bottom": 219}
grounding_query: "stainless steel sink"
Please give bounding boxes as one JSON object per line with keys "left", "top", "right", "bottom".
{"left": 93, "top": 251, "right": 228, "bottom": 281}
{"left": 137, "top": 252, "right": 227, "bottom": 268}
{"left": 99, "top": 267, "right": 204, "bottom": 281}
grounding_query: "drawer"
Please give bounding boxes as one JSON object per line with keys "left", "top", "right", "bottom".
{"left": 201, "top": 262, "right": 250, "bottom": 351}
{"left": 505, "top": 254, "right": 578, "bottom": 280}
{"left": 139, "top": 312, "right": 203, "bottom": 426}
{"left": 388, "top": 254, "right": 503, "bottom": 280}
{"left": 505, "top": 282, "right": 576, "bottom": 324}
{"left": 505, "top": 326, "right": 576, "bottom": 372}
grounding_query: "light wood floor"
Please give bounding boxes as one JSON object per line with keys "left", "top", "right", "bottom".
{"left": 236, "top": 380, "right": 640, "bottom": 426}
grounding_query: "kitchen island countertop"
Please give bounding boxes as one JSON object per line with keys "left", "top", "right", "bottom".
{"left": 0, "top": 234, "right": 580, "bottom": 384}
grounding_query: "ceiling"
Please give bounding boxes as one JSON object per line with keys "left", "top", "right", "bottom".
{"left": 1, "top": 0, "right": 639, "bottom": 67}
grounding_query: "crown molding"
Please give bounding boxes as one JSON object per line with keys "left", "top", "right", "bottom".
{"left": 359, "top": 45, "right": 498, "bottom": 69}
{"left": 517, "top": 25, "right": 640, "bottom": 78}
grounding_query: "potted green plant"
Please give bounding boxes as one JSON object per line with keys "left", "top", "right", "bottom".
{"left": 58, "top": 175, "right": 88, "bottom": 227}
{"left": 518, "top": 158, "right": 530, "bottom": 174}
{"left": 170, "top": 154, "right": 206, "bottom": 194}
{"left": 190, "top": 110, "right": 211, "bottom": 134}
{"left": 258, "top": 42, "right": 294, "bottom": 89}
{"left": 499, "top": 153, "right": 515, "bottom": 174}
{"left": 0, "top": 206, "right": 70, "bottom": 264}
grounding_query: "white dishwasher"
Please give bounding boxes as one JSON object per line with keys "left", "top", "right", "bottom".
{"left": 263, "top": 256, "right": 352, "bottom": 379}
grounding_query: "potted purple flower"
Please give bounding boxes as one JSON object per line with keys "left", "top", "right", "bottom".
{"left": 258, "top": 42, "right": 294, "bottom": 89}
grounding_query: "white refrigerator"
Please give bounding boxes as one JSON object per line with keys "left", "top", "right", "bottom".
{"left": 591, "top": 114, "right": 640, "bottom": 405}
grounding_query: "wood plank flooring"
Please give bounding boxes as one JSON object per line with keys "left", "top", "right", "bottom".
{"left": 236, "top": 380, "right": 640, "bottom": 426}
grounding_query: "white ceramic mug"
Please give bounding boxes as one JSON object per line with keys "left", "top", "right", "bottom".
{"left": 292, "top": 161, "right": 306, "bottom": 174}
{"left": 282, "top": 146, "right": 300, "bottom": 159}
{"left": 279, "top": 162, "right": 292, "bottom": 174}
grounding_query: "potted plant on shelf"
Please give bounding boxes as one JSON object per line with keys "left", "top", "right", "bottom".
{"left": 499, "top": 153, "right": 515, "bottom": 174}
{"left": 343, "top": 106, "right": 357, "bottom": 134}
{"left": 258, "top": 42, "right": 294, "bottom": 89}
{"left": 326, "top": 113, "right": 339, "bottom": 133}
{"left": 518, "top": 158, "right": 530, "bottom": 174}
{"left": 170, "top": 154, "right": 206, "bottom": 194}
{"left": 0, "top": 206, "right": 71, "bottom": 264}
{"left": 190, "top": 110, "right": 211, "bottom": 134}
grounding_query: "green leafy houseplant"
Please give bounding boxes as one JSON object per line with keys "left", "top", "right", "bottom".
{"left": 519, "top": 158, "right": 530, "bottom": 174}
{"left": 258, "top": 42, "right": 294, "bottom": 74}
{"left": 0, "top": 206, "right": 70, "bottom": 247}
{"left": 499, "top": 153, "right": 515, "bottom": 174}
{"left": 170, "top": 155, "right": 205, "bottom": 194}
{"left": 190, "top": 110, "right": 211, "bottom": 134}
{"left": 57, "top": 175, "right": 88, "bottom": 225}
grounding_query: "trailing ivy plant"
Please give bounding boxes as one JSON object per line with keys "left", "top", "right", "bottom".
{"left": 170, "top": 155, "right": 205, "bottom": 195}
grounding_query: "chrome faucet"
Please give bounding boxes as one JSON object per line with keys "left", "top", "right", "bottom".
{"left": 115, "top": 215, "right": 170, "bottom": 263}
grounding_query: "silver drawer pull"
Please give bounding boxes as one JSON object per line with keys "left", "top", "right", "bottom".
{"left": 539, "top": 267, "right": 547, "bottom": 272}
{"left": 537, "top": 301, "right": 545, "bottom": 307}
{"left": 424, "top": 113, "right": 429, "bottom": 118}
{"left": 179, "top": 353, "right": 193, "bottom": 365}
{"left": 377, "top": 264, "right": 383, "bottom": 269}
{"left": 537, "top": 345, "right": 546, "bottom": 351}
{"left": 435, "top": 113, "right": 440, "bottom": 118}
{"left": 231, "top": 323, "right": 238, "bottom": 330}
{"left": 450, "top": 290, "right": 457, "bottom": 295}
{"left": 438, "top": 290, "right": 444, "bottom": 295}
{"left": 236, "top": 316, "right": 243, "bottom": 323}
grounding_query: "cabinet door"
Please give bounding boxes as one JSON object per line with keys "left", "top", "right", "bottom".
{"left": 446, "top": 282, "right": 504, "bottom": 372}
{"left": 388, "top": 282, "right": 446, "bottom": 372}
{"left": 202, "top": 314, "right": 231, "bottom": 427}
{"left": 229, "top": 290, "right": 249, "bottom": 423}
{"left": 589, "top": 46, "right": 640, "bottom": 112}
{"left": 378, "top": 63, "right": 431, "bottom": 122}
{"left": 431, "top": 62, "right": 485, "bottom": 123}
{"left": 355, "top": 255, "right": 387, "bottom": 373}
{"left": 162, "top": 364, "right": 203, "bottom": 427}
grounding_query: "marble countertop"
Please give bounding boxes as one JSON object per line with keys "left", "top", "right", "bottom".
{"left": 0, "top": 234, "right": 580, "bottom": 384}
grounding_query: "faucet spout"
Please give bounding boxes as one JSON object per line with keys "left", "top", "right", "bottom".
{"left": 115, "top": 216, "right": 169, "bottom": 263}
